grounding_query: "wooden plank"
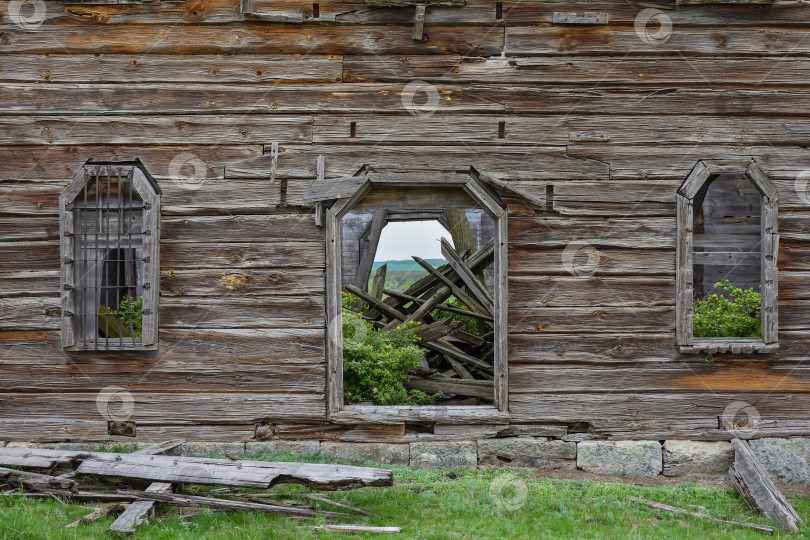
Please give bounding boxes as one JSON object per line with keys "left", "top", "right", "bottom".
{"left": 109, "top": 481, "right": 173, "bottom": 534}
{"left": 346, "top": 55, "right": 810, "bottom": 85}
{"left": 440, "top": 238, "right": 494, "bottom": 312}
{"left": 370, "top": 263, "right": 387, "bottom": 300}
{"left": 0, "top": 25, "right": 504, "bottom": 56}
{"left": 0, "top": 393, "right": 326, "bottom": 423}
{"left": 355, "top": 210, "right": 386, "bottom": 289}
{"left": 629, "top": 497, "right": 774, "bottom": 535}
{"left": 74, "top": 453, "right": 393, "bottom": 490}
{"left": 501, "top": 1, "right": 807, "bottom": 26}
{"left": 406, "top": 376, "right": 493, "bottom": 398}
{"left": 467, "top": 86, "right": 810, "bottom": 116}
{"left": 330, "top": 404, "right": 508, "bottom": 425}
{"left": 505, "top": 27, "right": 810, "bottom": 56}
{"left": 228, "top": 145, "right": 607, "bottom": 181}
{"left": 729, "top": 438, "right": 802, "bottom": 535}
{"left": 0, "top": 115, "right": 312, "bottom": 145}
{"left": 0, "top": 54, "right": 343, "bottom": 84}
{"left": 116, "top": 489, "right": 345, "bottom": 517}
{"left": 0, "top": 466, "right": 77, "bottom": 492}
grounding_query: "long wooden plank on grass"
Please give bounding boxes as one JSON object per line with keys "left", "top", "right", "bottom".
{"left": 74, "top": 453, "right": 394, "bottom": 490}
{"left": 116, "top": 490, "right": 348, "bottom": 519}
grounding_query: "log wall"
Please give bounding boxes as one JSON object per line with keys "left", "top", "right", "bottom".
{"left": 1, "top": 0, "right": 810, "bottom": 442}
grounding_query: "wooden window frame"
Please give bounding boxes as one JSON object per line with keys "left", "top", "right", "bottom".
{"left": 321, "top": 169, "right": 509, "bottom": 425}
{"left": 676, "top": 159, "right": 779, "bottom": 354}
{"left": 60, "top": 161, "right": 161, "bottom": 352}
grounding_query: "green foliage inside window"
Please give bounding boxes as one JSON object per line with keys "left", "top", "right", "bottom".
{"left": 342, "top": 293, "right": 441, "bottom": 406}
{"left": 99, "top": 295, "right": 143, "bottom": 338}
{"left": 430, "top": 296, "right": 480, "bottom": 336}
{"left": 693, "top": 280, "right": 761, "bottom": 338}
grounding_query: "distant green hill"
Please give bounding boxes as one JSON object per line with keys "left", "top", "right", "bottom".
{"left": 372, "top": 259, "right": 446, "bottom": 272}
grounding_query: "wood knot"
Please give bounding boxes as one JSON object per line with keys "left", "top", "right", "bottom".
{"left": 220, "top": 273, "right": 248, "bottom": 290}
{"left": 182, "top": 0, "right": 209, "bottom": 23}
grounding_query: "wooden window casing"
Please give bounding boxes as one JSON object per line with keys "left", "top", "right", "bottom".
{"left": 323, "top": 171, "right": 509, "bottom": 425}
{"left": 676, "top": 159, "right": 779, "bottom": 354}
{"left": 60, "top": 162, "right": 161, "bottom": 351}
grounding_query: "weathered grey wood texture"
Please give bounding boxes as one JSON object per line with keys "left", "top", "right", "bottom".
{"left": 2, "top": 0, "right": 810, "bottom": 441}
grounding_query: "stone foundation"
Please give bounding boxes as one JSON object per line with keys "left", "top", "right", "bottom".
{"left": 5, "top": 437, "right": 810, "bottom": 482}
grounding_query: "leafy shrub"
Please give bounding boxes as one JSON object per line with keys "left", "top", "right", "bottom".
{"left": 118, "top": 295, "right": 143, "bottom": 337}
{"left": 693, "top": 280, "right": 761, "bottom": 338}
{"left": 431, "top": 296, "right": 481, "bottom": 336}
{"left": 342, "top": 310, "right": 440, "bottom": 406}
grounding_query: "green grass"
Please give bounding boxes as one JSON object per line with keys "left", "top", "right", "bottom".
{"left": 1, "top": 451, "right": 808, "bottom": 539}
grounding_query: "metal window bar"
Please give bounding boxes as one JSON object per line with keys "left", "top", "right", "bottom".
{"left": 73, "top": 165, "right": 145, "bottom": 350}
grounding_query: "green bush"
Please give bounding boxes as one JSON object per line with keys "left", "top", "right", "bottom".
{"left": 118, "top": 295, "right": 143, "bottom": 338}
{"left": 342, "top": 309, "right": 440, "bottom": 406}
{"left": 693, "top": 280, "right": 761, "bottom": 338}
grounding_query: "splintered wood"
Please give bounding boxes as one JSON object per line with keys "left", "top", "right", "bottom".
{"left": 729, "top": 438, "right": 803, "bottom": 535}
{"left": 344, "top": 228, "right": 496, "bottom": 403}
{"left": 0, "top": 444, "right": 393, "bottom": 535}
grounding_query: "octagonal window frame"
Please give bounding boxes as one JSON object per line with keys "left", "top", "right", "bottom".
{"left": 323, "top": 169, "right": 509, "bottom": 425}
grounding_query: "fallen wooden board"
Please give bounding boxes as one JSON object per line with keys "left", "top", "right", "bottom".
{"left": 117, "top": 489, "right": 350, "bottom": 519}
{"left": 109, "top": 482, "right": 173, "bottom": 535}
{"left": 629, "top": 496, "right": 774, "bottom": 535}
{"left": 313, "top": 525, "right": 401, "bottom": 533}
{"left": 0, "top": 466, "right": 77, "bottom": 493}
{"left": 66, "top": 504, "right": 128, "bottom": 529}
{"left": 729, "top": 438, "right": 802, "bottom": 535}
{"left": 75, "top": 453, "right": 394, "bottom": 490}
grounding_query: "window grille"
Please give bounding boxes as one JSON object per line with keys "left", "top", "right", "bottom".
{"left": 60, "top": 161, "right": 161, "bottom": 351}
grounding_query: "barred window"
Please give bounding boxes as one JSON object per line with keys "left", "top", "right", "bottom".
{"left": 60, "top": 161, "right": 161, "bottom": 351}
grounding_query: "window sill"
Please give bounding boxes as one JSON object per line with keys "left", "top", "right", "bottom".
{"left": 330, "top": 405, "right": 509, "bottom": 425}
{"left": 680, "top": 339, "right": 778, "bottom": 355}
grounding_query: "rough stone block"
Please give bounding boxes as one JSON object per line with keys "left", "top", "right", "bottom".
{"left": 663, "top": 440, "right": 734, "bottom": 477}
{"left": 166, "top": 442, "right": 246, "bottom": 458}
{"left": 477, "top": 437, "right": 576, "bottom": 470}
{"left": 320, "top": 442, "right": 409, "bottom": 465}
{"left": 749, "top": 438, "right": 810, "bottom": 483}
{"left": 5, "top": 442, "right": 39, "bottom": 448}
{"left": 577, "top": 441, "right": 662, "bottom": 477}
{"left": 410, "top": 441, "right": 477, "bottom": 469}
{"left": 245, "top": 441, "right": 320, "bottom": 458}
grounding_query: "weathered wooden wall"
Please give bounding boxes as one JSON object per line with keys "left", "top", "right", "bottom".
{"left": 1, "top": 0, "right": 810, "bottom": 442}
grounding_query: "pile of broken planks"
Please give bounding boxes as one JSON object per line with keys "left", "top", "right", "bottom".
{"left": 345, "top": 237, "right": 496, "bottom": 403}
{"left": 0, "top": 440, "right": 397, "bottom": 535}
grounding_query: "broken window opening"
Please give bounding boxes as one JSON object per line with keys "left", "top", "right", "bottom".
{"left": 324, "top": 171, "right": 508, "bottom": 422}
{"left": 341, "top": 207, "right": 497, "bottom": 407}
